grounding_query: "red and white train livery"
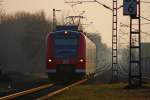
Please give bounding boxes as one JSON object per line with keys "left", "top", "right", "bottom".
{"left": 46, "top": 29, "right": 96, "bottom": 82}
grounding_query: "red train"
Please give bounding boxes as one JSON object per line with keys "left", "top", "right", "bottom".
{"left": 46, "top": 26, "right": 96, "bottom": 82}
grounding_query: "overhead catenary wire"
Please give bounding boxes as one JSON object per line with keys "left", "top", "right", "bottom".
{"left": 65, "top": 0, "right": 124, "bottom": 11}
{"left": 65, "top": 0, "right": 113, "bottom": 11}
{"left": 118, "top": 33, "right": 129, "bottom": 77}
{"left": 131, "top": 23, "right": 150, "bottom": 25}
{"left": 94, "top": 0, "right": 112, "bottom": 11}
{"left": 95, "top": 63, "right": 112, "bottom": 75}
{"left": 141, "top": 16, "right": 150, "bottom": 22}
{"left": 120, "top": 22, "right": 150, "bottom": 36}
{"left": 65, "top": 0, "right": 150, "bottom": 77}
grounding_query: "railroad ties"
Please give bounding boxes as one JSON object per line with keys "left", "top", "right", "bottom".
{"left": 0, "top": 79, "right": 87, "bottom": 100}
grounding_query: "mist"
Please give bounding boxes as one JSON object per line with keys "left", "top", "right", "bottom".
{"left": 0, "top": 11, "right": 52, "bottom": 75}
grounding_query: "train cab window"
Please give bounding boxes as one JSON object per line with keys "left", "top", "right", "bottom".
{"left": 53, "top": 34, "right": 79, "bottom": 58}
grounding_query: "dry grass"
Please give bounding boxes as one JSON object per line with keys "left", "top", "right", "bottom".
{"left": 52, "top": 83, "right": 150, "bottom": 100}
{"left": 0, "top": 83, "right": 11, "bottom": 93}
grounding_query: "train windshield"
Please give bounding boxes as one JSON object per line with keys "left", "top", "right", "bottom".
{"left": 54, "top": 34, "right": 79, "bottom": 58}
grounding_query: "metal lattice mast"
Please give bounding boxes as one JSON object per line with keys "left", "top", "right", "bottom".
{"left": 65, "top": 0, "right": 120, "bottom": 81}
{"left": 129, "top": 0, "right": 142, "bottom": 87}
{"left": 112, "top": 0, "right": 118, "bottom": 82}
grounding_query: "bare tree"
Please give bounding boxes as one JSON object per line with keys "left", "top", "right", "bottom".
{"left": 0, "top": 11, "right": 53, "bottom": 74}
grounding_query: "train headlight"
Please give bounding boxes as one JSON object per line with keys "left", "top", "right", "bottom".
{"left": 48, "top": 59, "right": 52, "bottom": 63}
{"left": 64, "top": 31, "right": 68, "bottom": 35}
{"left": 80, "top": 59, "right": 84, "bottom": 62}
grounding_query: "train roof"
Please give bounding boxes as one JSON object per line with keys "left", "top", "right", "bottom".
{"left": 50, "top": 30, "right": 81, "bottom": 35}
{"left": 56, "top": 25, "right": 78, "bottom": 31}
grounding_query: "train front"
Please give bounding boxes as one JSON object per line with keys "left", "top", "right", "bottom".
{"left": 46, "top": 30, "right": 86, "bottom": 82}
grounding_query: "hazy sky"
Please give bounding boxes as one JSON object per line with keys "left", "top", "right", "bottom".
{"left": 2, "top": 0, "right": 150, "bottom": 46}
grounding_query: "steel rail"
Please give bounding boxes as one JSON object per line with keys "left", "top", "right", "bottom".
{"left": 37, "top": 79, "right": 87, "bottom": 100}
{"left": 0, "top": 84, "right": 54, "bottom": 100}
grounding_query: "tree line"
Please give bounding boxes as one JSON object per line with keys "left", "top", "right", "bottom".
{"left": 0, "top": 11, "right": 52, "bottom": 74}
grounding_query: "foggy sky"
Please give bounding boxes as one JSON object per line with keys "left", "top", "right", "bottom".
{"left": 3, "top": 0, "right": 150, "bottom": 46}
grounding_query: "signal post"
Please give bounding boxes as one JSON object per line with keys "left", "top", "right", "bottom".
{"left": 123, "top": 0, "right": 142, "bottom": 87}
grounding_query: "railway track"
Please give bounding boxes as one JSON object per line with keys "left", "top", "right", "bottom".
{"left": 0, "top": 79, "right": 87, "bottom": 100}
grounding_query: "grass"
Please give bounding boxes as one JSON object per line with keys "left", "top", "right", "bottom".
{"left": 52, "top": 83, "right": 150, "bottom": 100}
{"left": 0, "top": 83, "right": 12, "bottom": 95}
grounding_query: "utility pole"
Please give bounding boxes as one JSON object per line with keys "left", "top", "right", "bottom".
{"left": 112, "top": 0, "right": 118, "bottom": 82}
{"left": 53, "top": 9, "right": 56, "bottom": 32}
{"left": 123, "top": 0, "right": 142, "bottom": 87}
{"left": 129, "top": 0, "right": 142, "bottom": 87}
{"left": 53, "top": 9, "right": 61, "bottom": 32}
